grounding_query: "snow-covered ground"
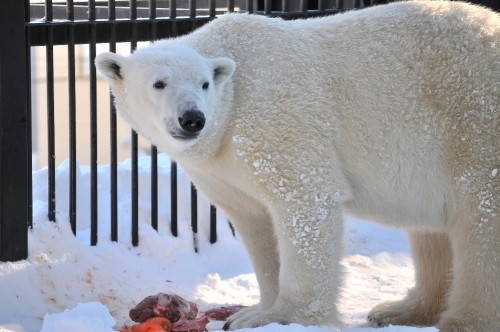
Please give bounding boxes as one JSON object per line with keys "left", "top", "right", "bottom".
{"left": 0, "top": 156, "right": 437, "bottom": 332}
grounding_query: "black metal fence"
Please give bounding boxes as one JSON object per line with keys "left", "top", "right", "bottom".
{"left": 0, "top": 0, "right": 393, "bottom": 262}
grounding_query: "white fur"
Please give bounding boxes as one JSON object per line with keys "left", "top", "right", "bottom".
{"left": 96, "top": 1, "right": 500, "bottom": 331}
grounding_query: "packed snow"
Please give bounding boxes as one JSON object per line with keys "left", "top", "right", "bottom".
{"left": 0, "top": 156, "right": 438, "bottom": 332}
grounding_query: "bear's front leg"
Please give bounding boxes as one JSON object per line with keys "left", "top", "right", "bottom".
{"left": 225, "top": 199, "right": 344, "bottom": 330}
{"left": 221, "top": 203, "right": 281, "bottom": 318}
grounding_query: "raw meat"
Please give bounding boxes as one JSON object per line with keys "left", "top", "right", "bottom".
{"left": 130, "top": 293, "right": 198, "bottom": 323}
{"left": 129, "top": 293, "right": 245, "bottom": 332}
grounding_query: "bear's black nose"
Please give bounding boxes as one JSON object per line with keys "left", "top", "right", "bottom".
{"left": 178, "top": 110, "right": 206, "bottom": 133}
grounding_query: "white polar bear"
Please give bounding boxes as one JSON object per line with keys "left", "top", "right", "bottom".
{"left": 96, "top": 1, "right": 500, "bottom": 331}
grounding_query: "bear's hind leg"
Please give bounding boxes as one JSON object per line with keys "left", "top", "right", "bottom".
{"left": 437, "top": 211, "right": 500, "bottom": 332}
{"left": 368, "top": 231, "right": 452, "bottom": 327}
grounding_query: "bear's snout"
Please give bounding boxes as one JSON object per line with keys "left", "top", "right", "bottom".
{"left": 178, "top": 110, "right": 206, "bottom": 135}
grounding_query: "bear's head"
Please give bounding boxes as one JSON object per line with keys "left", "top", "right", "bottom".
{"left": 95, "top": 45, "right": 236, "bottom": 155}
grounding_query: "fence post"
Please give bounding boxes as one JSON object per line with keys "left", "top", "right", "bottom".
{"left": 0, "top": 0, "right": 31, "bottom": 261}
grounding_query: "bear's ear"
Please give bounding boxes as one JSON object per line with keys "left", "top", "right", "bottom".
{"left": 211, "top": 58, "right": 236, "bottom": 86}
{"left": 95, "top": 52, "right": 126, "bottom": 83}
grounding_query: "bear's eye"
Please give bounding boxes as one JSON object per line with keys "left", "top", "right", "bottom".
{"left": 202, "top": 82, "right": 209, "bottom": 90}
{"left": 153, "top": 81, "right": 166, "bottom": 89}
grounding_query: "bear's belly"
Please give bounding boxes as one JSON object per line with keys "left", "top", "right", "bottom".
{"left": 344, "top": 183, "right": 450, "bottom": 230}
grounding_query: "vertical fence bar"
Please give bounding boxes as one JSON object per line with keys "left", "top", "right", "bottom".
{"left": 209, "top": 0, "right": 216, "bottom": 17}
{"left": 210, "top": 205, "right": 217, "bottom": 244}
{"left": 191, "top": 183, "right": 198, "bottom": 252}
{"left": 109, "top": 0, "right": 119, "bottom": 242}
{"left": 46, "top": 0, "right": 56, "bottom": 223}
{"left": 170, "top": 0, "right": 177, "bottom": 37}
{"left": 170, "top": 0, "right": 177, "bottom": 18}
{"left": 67, "top": 0, "right": 77, "bottom": 235}
{"left": 25, "top": 0, "right": 33, "bottom": 231}
{"left": 150, "top": 0, "right": 157, "bottom": 37}
{"left": 246, "top": 0, "right": 253, "bottom": 13}
{"left": 151, "top": 147, "right": 158, "bottom": 231}
{"left": 282, "top": 0, "right": 289, "bottom": 12}
{"left": 300, "top": 0, "right": 307, "bottom": 11}
{"left": 318, "top": 0, "right": 325, "bottom": 11}
{"left": 0, "top": 0, "right": 30, "bottom": 261}
{"left": 150, "top": 0, "right": 159, "bottom": 231}
{"left": 264, "top": 0, "right": 272, "bottom": 14}
{"left": 189, "top": 0, "right": 196, "bottom": 18}
{"left": 130, "top": 0, "right": 139, "bottom": 246}
{"left": 208, "top": 0, "right": 218, "bottom": 242}
{"left": 227, "top": 0, "right": 235, "bottom": 12}
{"left": 89, "top": 0, "right": 99, "bottom": 245}
{"left": 169, "top": 0, "right": 178, "bottom": 236}
{"left": 150, "top": 0, "right": 157, "bottom": 20}
{"left": 131, "top": 132, "right": 139, "bottom": 246}
{"left": 170, "top": 161, "right": 178, "bottom": 236}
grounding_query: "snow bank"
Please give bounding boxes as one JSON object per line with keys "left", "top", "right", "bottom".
{"left": 0, "top": 156, "right": 436, "bottom": 332}
{"left": 41, "top": 303, "right": 115, "bottom": 332}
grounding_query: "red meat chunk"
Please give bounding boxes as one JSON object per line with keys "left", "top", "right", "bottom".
{"left": 130, "top": 293, "right": 198, "bottom": 323}
{"left": 128, "top": 292, "right": 246, "bottom": 332}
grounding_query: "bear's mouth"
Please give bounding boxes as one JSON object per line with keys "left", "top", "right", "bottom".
{"left": 170, "top": 129, "right": 200, "bottom": 141}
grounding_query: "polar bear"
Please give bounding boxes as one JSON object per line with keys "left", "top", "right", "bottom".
{"left": 95, "top": 1, "right": 500, "bottom": 331}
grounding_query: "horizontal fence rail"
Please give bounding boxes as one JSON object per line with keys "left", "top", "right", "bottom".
{"left": 30, "top": 0, "right": 233, "bottom": 20}
{"left": 28, "top": 19, "right": 212, "bottom": 46}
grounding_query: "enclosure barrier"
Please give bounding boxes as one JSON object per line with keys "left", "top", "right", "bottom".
{"left": 0, "top": 0, "right": 386, "bottom": 262}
